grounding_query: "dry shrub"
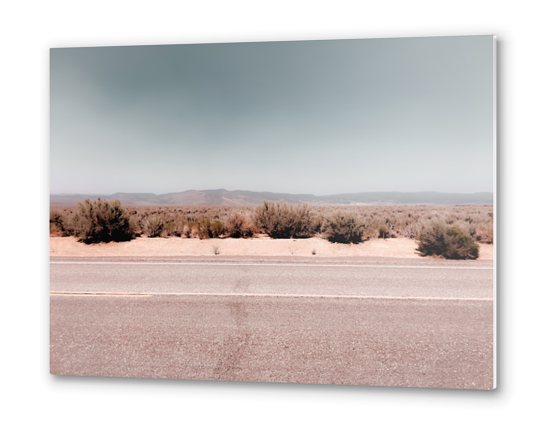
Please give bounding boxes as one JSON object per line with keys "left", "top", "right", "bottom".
{"left": 209, "top": 220, "right": 225, "bottom": 238}
{"left": 129, "top": 215, "right": 142, "bottom": 236}
{"left": 197, "top": 218, "right": 225, "bottom": 239}
{"left": 143, "top": 215, "right": 164, "bottom": 237}
{"left": 49, "top": 209, "right": 65, "bottom": 236}
{"left": 49, "top": 222, "right": 64, "bottom": 237}
{"left": 253, "top": 201, "right": 315, "bottom": 238}
{"left": 66, "top": 198, "right": 134, "bottom": 243}
{"left": 451, "top": 220, "right": 477, "bottom": 237}
{"left": 162, "top": 220, "right": 178, "bottom": 237}
{"left": 365, "top": 219, "right": 391, "bottom": 239}
{"left": 475, "top": 222, "right": 494, "bottom": 244}
{"left": 415, "top": 218, "right": 447, "bottom": 256}
{"left": 225, "top": 212, "right": 254, "bottom": 238}
{"left": 415, "top": 218, "right": 479, "bottom": 259}
{"left": 443, "top": 227, "right": 480, "bottom": 259}
{"left": 310, "top": 212, "right": 325, "bottom": 234}
{"left": 197, "top": 219, "right": 213, "bottom": 239}
{"left": 321, "top": 210, "right": 364, "bottom": 244}
{"left": 182, "top": 222, "right": 199, "bottom": 238}
{"left": 378, "top": 222, "right": 391, "bottom": 239}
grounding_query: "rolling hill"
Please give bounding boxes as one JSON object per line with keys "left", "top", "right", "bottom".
{"left": 50, "top": 189, "right": 493, "bottom": 207}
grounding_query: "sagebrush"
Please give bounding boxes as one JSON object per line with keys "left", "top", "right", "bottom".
{"left": 253, "top": 201, "right": 315, "bottom": 238}
{"left": 225, "top": 212, "right": 254, "bottom": 238}
{"left": 143, "top": 215, "right": 164, "bottom": 237}
{"left": 66, "top": 198, "right": 134, "bottom": 243}
{"left": 415, "top": 218, "right": 479, "bottom": 259}
{"left": 50, "top": 202, "right": 493, "bottom": 247}
{"left": 321, "top": 209, "right": 365, "bottom": 244}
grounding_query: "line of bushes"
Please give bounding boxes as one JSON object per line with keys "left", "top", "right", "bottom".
{"left": 51, "top": 199, "right": 367, "bottom": 244}
{"left": 50, "top": 199, "right": 489, "bottom": 258}
{"left": 51, "top": 198, "right": 257, "bottom": 243}
{"left": 53, "top": 203, "right": 494, "bottom": 242}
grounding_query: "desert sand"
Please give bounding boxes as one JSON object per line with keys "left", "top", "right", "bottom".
{"left": 50, "top": 235, "right": 493, "bottom": 260}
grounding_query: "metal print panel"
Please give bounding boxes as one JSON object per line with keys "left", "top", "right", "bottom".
{"left": 50, "top": 35, "right": 495, "bottom": 389}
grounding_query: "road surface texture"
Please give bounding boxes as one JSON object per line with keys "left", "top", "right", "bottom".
{"left": 50, "top": 256, "right": 494, "bottom": 389}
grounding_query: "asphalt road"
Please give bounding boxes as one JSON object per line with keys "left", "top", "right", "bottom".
{"left": 50, "top": 257, "right": 494, "bottom": 389}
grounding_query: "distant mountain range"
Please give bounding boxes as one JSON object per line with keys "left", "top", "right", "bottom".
{"left": 50, "top": 189, "right": 493, "bottom": 207}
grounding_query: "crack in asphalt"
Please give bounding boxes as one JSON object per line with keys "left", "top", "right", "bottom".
{"left": 213, "top": 273, "right": 253, "bottom": 379}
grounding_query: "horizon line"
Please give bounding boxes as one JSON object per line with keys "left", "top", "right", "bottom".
{"left": 50, "top": 189, "right": 494, "bottom": 197}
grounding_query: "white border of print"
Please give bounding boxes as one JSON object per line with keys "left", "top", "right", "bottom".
{"left": 2, "top": 1, "right": 538, "bottom": 423}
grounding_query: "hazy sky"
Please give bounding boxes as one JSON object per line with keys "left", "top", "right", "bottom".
{"left": 50, "top": 36, "right": 494, "bottom": 195}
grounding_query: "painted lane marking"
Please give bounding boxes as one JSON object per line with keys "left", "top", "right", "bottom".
{"left": 50, "top": 261, "right": 493, "bottom": 270}
{"left": 50, "top": 291, "right": 493, "bottom": 301}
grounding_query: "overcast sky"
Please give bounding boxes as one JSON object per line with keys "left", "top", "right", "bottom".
{"left": 50, "top": 35, "right": 494, "bottom": 195}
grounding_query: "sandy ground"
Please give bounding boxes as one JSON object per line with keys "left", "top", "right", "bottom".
{"left": 50, "top": 236, "right": 493, "bottom": 260}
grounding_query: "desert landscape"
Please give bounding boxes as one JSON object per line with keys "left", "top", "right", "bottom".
{"left": 49, "top": 197, "right": 494, "bottom": 389}
{"left": 50, "top": 196, "right": 493, "bottom": 260}
{"left": 50, "top": 36, "right": 495, "bottom": 389}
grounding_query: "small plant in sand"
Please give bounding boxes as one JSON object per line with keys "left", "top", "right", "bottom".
{"left": 321, "top": 210, "right": 364, "bottom": 244}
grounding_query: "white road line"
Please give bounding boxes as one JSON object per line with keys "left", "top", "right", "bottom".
{"left": 50, "top": 291, "right": 493, "bottom": 301}
{"left": 50, "top": 261, "right": 493, "bottom": 270}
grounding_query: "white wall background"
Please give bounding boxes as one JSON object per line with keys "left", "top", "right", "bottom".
{"left": 1, "top": 1, "right": 539, "bottom": 422}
